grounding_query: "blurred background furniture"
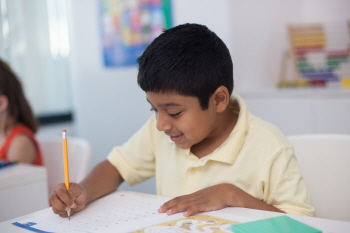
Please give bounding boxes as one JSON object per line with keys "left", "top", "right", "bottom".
{"left": 0, "top": 164, "right": 48, "bottom": 222}
{"left": 287, "top": 134, "right": 350, "bottom": 222}
{"left": 38, "top": 136, "right": 92, "bottom": 193}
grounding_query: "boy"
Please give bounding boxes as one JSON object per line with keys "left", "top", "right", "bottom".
{"left": 49, "top": 23, "right": 315, "bottom": 218}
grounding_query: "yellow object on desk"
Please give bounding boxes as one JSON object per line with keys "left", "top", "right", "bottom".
{"left": 62, "top": 130, "right": 71, "bottom": 220}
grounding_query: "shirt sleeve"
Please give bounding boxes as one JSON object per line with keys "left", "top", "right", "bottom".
{"left": 259, "top": 147, "right": 316, "bottom": 217}
{"left": 107, "top": 115, "right": 158, "bottom": 186}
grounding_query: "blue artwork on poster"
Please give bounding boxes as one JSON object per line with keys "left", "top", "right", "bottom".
{"left": 99, "top": 0, "right": 172, "bottom": 67}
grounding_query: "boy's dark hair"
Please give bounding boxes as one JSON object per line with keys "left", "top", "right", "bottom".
{"left": 0, "top": 58, "right": 38, "bottom": 133}
{"left": 137, "top": 23, "right": 233, "bottom": 110}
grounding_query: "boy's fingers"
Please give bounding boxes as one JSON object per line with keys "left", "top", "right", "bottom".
{"left": 55, "top": 188, "right": 75, "bottom": 207}
{"left": 52, "top": 206, "right": 68, "bottom": 216}
{"left": 72, "top": 204, "right": 85, "bottom": 213}
{"left": 158, "top": 200, "right": 176, "bottom": 213}
{"left": 167, "top": 200, "right": 194, "bottom": 215}
{"left": 183, "top": 203, "right": 204, "bottom": 217}
{"left": 49, "top": 184, "right": 75, "bottom": 210}
{"left": 53, "top": 206, "right": 80, "bottom": 218}
{"left": 159, "top": 195, "right": 189, "bottom": 213}
{"left": 49, "top": 191, "right": 69, "bottom": 211}
{"left": 59, "top": 213, "right": 68, "bottom": 218}
{"left": 67, "top": 183, "right": 82, "bottom": 198}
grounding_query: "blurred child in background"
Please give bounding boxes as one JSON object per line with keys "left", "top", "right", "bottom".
{"left": 0, "top": 58, "right": 42, "bottom": 165}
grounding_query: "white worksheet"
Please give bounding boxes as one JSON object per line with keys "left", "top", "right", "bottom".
{"left": 14, "top": 191, "right": 170, "bottom": 233}
{"left": 13, "top": 191, "right": 254, "bottom": 233}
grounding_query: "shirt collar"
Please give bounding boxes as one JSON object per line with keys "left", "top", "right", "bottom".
{"left": 206, "top": 93, "right": 250, "bottom": 165}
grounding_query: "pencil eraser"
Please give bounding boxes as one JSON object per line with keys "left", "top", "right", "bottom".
{"left": 63, "top": 130, "right": 66, "bottom": 132}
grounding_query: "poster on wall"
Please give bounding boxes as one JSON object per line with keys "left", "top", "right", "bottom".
{"left": 99, "top": 0, "right": 172, "bottom": 67}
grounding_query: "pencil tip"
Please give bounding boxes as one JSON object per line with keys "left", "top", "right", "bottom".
{"left": 69, "top": 216, "right": 70, "bottom": 221}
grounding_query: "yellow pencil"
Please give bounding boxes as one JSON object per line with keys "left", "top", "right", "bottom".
{"left": 62, "top": 130, "right": 71, "bottom": 220}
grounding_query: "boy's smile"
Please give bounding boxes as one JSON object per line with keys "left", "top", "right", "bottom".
{"left": 168, "top": 134, "right": 183, "bottom": 142}
{"left": 146, "top": 92, "right": 218, "bottom": 150}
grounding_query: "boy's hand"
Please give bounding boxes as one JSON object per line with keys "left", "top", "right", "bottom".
{"left": 49, "top": 183, "right": 88, "bottom": 218}
{"left": 158, "top": 183, "right": 249, "bottom": 217}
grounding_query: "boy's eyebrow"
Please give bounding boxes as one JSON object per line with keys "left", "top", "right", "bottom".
{"left": 161, "top": 102, "right": 182, "bottom": 107}
{"left": 146, "top": 99, "right": 182, "bottom": 107}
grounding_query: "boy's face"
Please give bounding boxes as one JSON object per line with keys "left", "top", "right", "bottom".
{"left": 146, "top": 92, "right": 217, "bottom": 149}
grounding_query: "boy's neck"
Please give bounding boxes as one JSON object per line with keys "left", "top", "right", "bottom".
{"left": 191, "top": 108, "right": 238, "bottom": 159}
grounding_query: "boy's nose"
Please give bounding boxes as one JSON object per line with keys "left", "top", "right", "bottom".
{"left": 156, "top": 114, "right": 172, "bottom": 132}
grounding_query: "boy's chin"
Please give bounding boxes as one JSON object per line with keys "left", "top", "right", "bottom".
{"left": 175, "top": 142, "right": 191, "bottom": 150}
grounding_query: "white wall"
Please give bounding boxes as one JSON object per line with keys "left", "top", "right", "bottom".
{"left": 67, "top": 0, "right": 151, "bottom": 168}
{"left": 302, "top": 0, "right": 350, "bottom": 22}
{"left": 241, "top": 89, "right": 350, "bottom": 136}
{"left": 65, "top": 0, "right": 350, "bottom": 194}
{"left": 229, "top": 0, "right": 304, "bottom": 92}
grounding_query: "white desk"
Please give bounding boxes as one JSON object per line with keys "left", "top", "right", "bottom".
{"left": 0, "top": 190, "right": 349, "bottom": 233}
{"left": 0, "top": 163, "right": 49, "bottom": 222}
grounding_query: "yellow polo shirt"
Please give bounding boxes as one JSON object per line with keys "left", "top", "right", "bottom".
{"left": 107, "top": 93, "right": 315, "bottom": 217}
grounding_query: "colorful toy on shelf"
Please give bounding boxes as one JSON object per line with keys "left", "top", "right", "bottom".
{"left": 279, "top": 20, "right": 350, "bottom": 88}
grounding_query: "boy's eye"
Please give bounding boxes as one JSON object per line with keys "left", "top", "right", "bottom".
{"left": 169, "top": 112, "right": 182, "bottom": 117}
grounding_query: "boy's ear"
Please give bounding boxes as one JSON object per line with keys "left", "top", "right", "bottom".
{"left": 213, "top": 86, "right": 230, "bottom": 113}
{"left": 0, "top": 95, "right": 9, "bottom": 113}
